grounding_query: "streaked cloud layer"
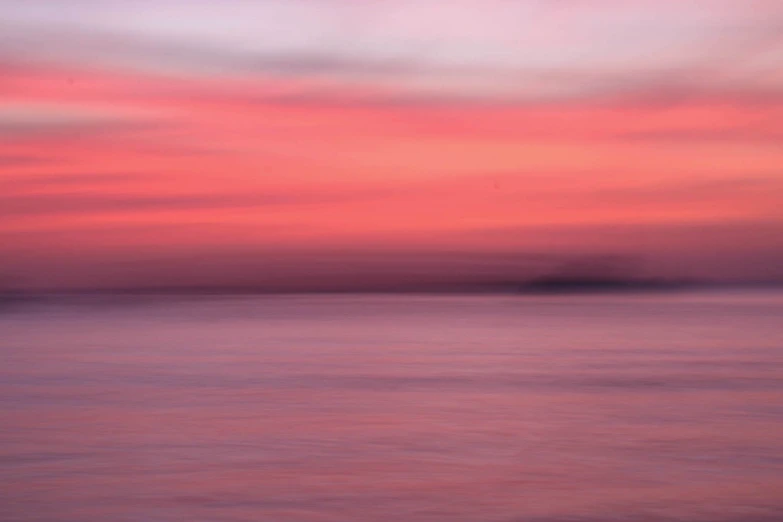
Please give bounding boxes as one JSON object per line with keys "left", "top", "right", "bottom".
{"left": 1, "top": 0, "right": 782, "bottom": 288}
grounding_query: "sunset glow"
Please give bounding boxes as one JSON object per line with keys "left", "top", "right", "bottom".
{"left": 2, "top": 0, "right": 782, "bottom": 288}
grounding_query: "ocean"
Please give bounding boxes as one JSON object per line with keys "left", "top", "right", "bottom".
{"left": 1, "top": 291, "right": 782, "bottom": 522}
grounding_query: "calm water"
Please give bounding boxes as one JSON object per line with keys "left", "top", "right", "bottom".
{"left": 1, "top": 291, "right": 782, "bottom": 522}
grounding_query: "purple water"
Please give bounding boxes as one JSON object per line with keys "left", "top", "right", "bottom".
{"left": 1, "top": 291, "right": 782, "bottom": 522}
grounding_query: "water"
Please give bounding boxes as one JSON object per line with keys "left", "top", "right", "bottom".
{"left": 1, "top": 291, "right": 782, "bottom": 522}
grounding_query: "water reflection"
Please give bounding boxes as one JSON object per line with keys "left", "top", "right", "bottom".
{"left": 1, "top": 292, "right": 782, "bottom": 521}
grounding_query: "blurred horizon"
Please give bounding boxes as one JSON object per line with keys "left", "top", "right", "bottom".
{"left": 2, "top": 0, "right": 782, "bottom": 289}
{"left": 3, "top": 290, "right": 783, "bottom": 521}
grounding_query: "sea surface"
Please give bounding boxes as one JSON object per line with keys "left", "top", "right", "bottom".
{"left": 1, "top": 291, "right": 782, "bottom": 522}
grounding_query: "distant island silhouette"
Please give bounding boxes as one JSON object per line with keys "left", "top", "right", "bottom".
{"left": 6, "top": 254, "right": 779, "bottom": 299}
{"left": 515, "top": 275, "right": 692, "bottom": 294}
{"left": 514, "top": 256, "right": 694, "bottom": 294}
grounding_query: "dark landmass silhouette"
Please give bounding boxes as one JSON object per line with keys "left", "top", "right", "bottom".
{"left": 4, "top": 255, "right": 781, "bottom": 299}
{"left": 0, "top": 278, "right": 736, "bottom": 298}
{"left": 5, "top": 280, "right": 783, "bottom": 304}
{"left": 0, "top": 289, "right": 33, "bottom": 309}
{"left": 513, "top": 255, "right": 693, "bottom": 294}
{"left": 515, "top": 275, "right": 694, "bottom": 294}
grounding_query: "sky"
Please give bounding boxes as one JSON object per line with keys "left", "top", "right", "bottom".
{"left": 1, "top": 0, "right": 782, "bottom": 289}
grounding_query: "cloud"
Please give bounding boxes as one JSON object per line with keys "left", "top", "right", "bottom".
{"left": 0, "top": 104, "right": 158, "bottom": 137}
{"left": 0, "top": 154, "right": 48, "bottom": 166}
{"left": 0, "top": 0, "right": 780, "bottom": 104}
{"left": 586, "top": 176, "right": 783, "bottom": 204}
{"left": 1, "top": 172, "right": 155, "bottom": 190}
{"left": 619, "top": 126, "right": 783, "bottom": 143}
{"left": 0, "top": 184, "right": 399, "bottom": 218}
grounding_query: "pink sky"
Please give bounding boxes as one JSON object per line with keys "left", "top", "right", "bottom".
{"left": 1, "top": 0, "right": 782, "bottom": 289}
